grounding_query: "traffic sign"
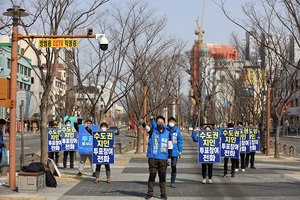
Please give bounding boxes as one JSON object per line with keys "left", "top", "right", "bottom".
{"left": 38, "top": 38, "right": 78, "bottom": 48}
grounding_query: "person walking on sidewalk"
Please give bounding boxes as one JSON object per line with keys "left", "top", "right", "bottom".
{"left": 94, "top": 122, "right": 111, "bottom": 184}
{"left": 63, "top": 120, "right": 75, "bottom": 169}
{"left": 192, "top": 126, "right": 214, "bottom": 184}
{"left": 236, "top": 122, "right": 246, "bottom": 172}
{"left": 246, "top": 122, "right": 257, "bottom": 169}
{"left": 223, "top": 123, "right": 237, "bottom": 178}
{"left": 77, "top": 119, "right": 96, "bottom": 177}
{"left": 141, "top": 115, "right": 170, "bottom": 200}
{"left": 0, "top": 119, "right": 7, "bottom": 173}
{"left": 151, "top": 116, "right": 183, "bottom": 188}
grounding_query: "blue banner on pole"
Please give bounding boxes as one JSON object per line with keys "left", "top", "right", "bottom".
{"left": 197, "top": 130, "right": 221, "bottom": 163}
{"left": 249, "top": 127, "right": 260, "bottom": 152}
{"left": 47, "top": 128, "right": 62, "bottom": 152}
{"left": 220, "top": 128, "right": 241, "bottom": 158}
{"left": 92, "top": 130, "right": 114, "bottom": 164}
{"left": 61, "top": 125, "right": 78, "bottom": 151}
{"left": 78, "top": 124, "right": 98, "bottom": 155}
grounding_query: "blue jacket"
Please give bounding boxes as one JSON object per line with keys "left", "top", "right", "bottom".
{"left": 151, "top": 119, "right": 183, "bottom": 157}
{"left": 147, "top": 127, "right": 170, "bottom": 160}
{"left": 191, "top": 130, "right": 198, "bottom": 142}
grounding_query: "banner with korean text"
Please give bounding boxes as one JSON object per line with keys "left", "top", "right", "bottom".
{"left": 92, "top": 130, "right": 114, "bottom": 164}
{"left": 78, "top": 124, "right": 98, "bottom": 155}
{"left": 61, "top": 125, "right": 78, "bottom": 151}
{"left": 220, "top": 128, "right": 241, "bottom": 158}
{"left": 249, "top": 127, "right": 260, "bottom": 151}
{"left": 47, "top": 128, "right": 62, "bottom": 152}
{"left": 197, "top": 130, "right": 221, "bottom": 163}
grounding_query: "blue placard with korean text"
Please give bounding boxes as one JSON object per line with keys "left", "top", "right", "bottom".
{"left": 249, "top": 127, "right": 260, "bottom": 152}
{"left": 220, "top": 128, "right": 241, "bottom": 158}
{"left": 92, "top": 130, "right": 114, "bottom": 164}
{"left": 61, "top": 125, "right": 78, "bottom": 151}
{"left": 47, "top": 128, "right": 62, "bottom": 152}
{"left": 197, "top": 130, "right": 221, "bottom": 163}
{"left": 239, "top": 127, "right": 250, "bottom": 153}
{"left": 78, "top": 124, "right": 98, "bottom": 155}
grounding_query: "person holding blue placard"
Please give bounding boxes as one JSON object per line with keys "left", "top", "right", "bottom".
{"left": 48, "top": 122, "right": 61, "bottom": 166}
{"left": 192, "top": 126, "right": 214, "bottom": 184}
{"left": 223, "top": 123, "right": 237, "bottom": 178}
{"left": 63, "top": 120, "right": 75, "bottom": 169}
{"left": 94, "top": 122, "right": 112, "bottom": 184}
{"left": 141, "top": 115, "right": 170, "bottom": 200}
{"left": 245, "top": 122, "right": 257, "bottom": 169}
{"left": 77, "top": 119, "right": 96, "bottom": 177}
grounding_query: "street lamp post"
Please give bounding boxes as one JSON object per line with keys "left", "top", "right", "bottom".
{"left": 3, "top": 6, "right": 29, "bottom": 190}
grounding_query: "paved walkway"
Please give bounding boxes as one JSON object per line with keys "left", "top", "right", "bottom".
{"left": 1, "top": 135, "right": 300, "bottom": 200}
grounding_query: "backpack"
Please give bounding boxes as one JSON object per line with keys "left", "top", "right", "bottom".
{"left": 24, "top": 162, "right": 45, "bottom": 172}
{"left": 45, "top": 168, "right": 57, "bottom": 188}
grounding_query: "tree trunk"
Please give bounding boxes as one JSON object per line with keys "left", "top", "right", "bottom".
{"left": 40, "top": 103, "right": 48, "bottom": 165}
{"left": 274, "top": 121, "right": 281, "bottom": 158}
{"left": 136, "top": 125, "right": 143, "bottom": 153}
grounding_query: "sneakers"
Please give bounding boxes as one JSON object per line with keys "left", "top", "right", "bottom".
{"left": 202, "top": 179, "right": 206, "bottom": 184}
{"left": 145, "top": 194, "right": 153, "bottom": 199}
{"left": 235, "top": 169, "right": 239, "bottom": 172}
{"left": 231, "top": 174, "right": 235, "bottom": 178}
{"left": 93, "top": 179, "right": 99, "bottom": 183}
{"left": 241, "top": 168, "right": 245, "bottom": 172}
{"left": 160, "top": 194, "right": 167, "bottom": 200}
{"left": 170, "top": 183, "right": 176, "bottom": 188}
{"left": 208, "top": 179, "right": 213, "bottom": 184}
{"left": 77, "top": 172, "right": 82, "bottom": 176}
{"left": 106, "top": 179, "right": 111, "bottom": 184}
{"left": 250, "top": 166, "right": 256, "bottom": 169}
{"left": 223, "top": 173, "right": 227, "bottom": 178}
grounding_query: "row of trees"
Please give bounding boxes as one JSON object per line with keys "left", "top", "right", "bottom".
{"left": 0, "top": 0, "right": 188, "bottom": 163}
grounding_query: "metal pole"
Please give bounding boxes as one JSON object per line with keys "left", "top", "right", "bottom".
{"left": 20, "top": 100, "right": 24, "bottom": 170}
{"left": 266, "top": 81, "right": 271, "bottom": 156}
{"left": 9, "top": 21, "right": 18, "bottom": 190}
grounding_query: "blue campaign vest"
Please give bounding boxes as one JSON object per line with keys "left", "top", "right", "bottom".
{"left": 147, "top": 128, "right": 169, "bottom": 160}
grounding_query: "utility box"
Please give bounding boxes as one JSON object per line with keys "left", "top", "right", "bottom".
{"left": 0, "top": 78, "right": 10, "bottom": 100}
{"left": 18, "top": 171, "right": 45, "bottom": 193}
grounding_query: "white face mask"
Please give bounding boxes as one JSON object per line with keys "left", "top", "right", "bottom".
{"left": 101, "top": 128, "right": 107, "bottom": 131}
{"left": 169, "top": 122, "right": 175, "bottom": 128}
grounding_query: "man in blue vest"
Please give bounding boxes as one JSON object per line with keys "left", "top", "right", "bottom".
{"left": 141, "top": 115, "right": 170, "bottom": 200}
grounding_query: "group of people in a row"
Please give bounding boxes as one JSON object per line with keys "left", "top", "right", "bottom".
{"left": 192, "top": 122, "right": 257, "bottom": 185}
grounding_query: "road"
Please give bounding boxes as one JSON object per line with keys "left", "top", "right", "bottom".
{"left": 271, "top": 135, "right": 300, "bottom": 156}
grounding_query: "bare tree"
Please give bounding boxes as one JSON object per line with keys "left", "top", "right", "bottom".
{"left": 219, "top": 0, "right": 300, "bottom": 158}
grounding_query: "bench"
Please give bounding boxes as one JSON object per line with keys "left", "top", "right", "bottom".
{"left": 18, "top": 171, "right": 45, "bottom": 193}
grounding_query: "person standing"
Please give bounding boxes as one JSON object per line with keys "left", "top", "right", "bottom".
{"left": 0, "top": 119, "right": 7, "bottom": 173}
{"left": 63, "top": 120, "right": 75, "bottom": 169}
{"left": 223, "top": 123, "right": 237, "bottom": 178}
{"left": 77, "top": 119, "right": 96, "bottom": 177}
{"left": 48, "top": 122, "right": 60, "bottom": 166}
{"left": 235, "top": 122, "right": 246, "bottom": 172}
{"left": 192, "top": 126, "right": 214, "bottom": 184}
{"left": 94, "top": 122, "right": 111, "bottom": 184}
{"left": 142, "top": 115, "right": 170, "bottom": 200}
{"left": 151, "top": 117, "right": 183, "bottom": 188}
{"left": 246, "top": 122, "right": 256, "bottom": 169}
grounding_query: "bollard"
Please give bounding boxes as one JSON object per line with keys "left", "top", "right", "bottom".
{"left": 289, "top": 146, "right": 296, "bottom": 157}
{"left": 283, "top": 144, "right": 288, "bottom": 155}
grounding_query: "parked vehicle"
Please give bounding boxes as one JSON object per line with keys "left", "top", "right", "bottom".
{"left": 109, "top": 126, "right": 120, "bottom": 135}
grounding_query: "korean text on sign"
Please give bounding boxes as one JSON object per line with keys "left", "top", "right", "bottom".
{"left": 220, "top": 128, "right": 241, "bottom": 158}
{"left": 249, "top": 127, "right": 260, "bottom": 152}
{"left": 47, "top": 128, "right": 62, "bottom": 152}
{"left": 198, "top": 130, "right": 221, "bottom": 163}
{"left": 61, "top": 125, "right": 78, "bottom": 151}
{"left": 92, "top": 131, "right": 114, "bottom": 164}
{"left": 38, "top": 39, "right": 78, "bottom": 48}
{"left": 78, "top": 124, "right": 98, "bottom": 155}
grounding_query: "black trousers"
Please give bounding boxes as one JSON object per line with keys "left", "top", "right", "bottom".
{"left": 63, "top": 151, "right": 74, "bottom": 168}
{"left": 202, "top": 163, "right": 213, "bottom": 179}
{"left": 245, "top": 152, "right": 255, "bottom": 167}
{"left": 224, "top": 158, "right": 236, "bottom": 175}
{"left": 48, "top": 152, "right": 59, "bottom": 164}
{"left": 236, "top": 153, "right": 246, "bottom": 169}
